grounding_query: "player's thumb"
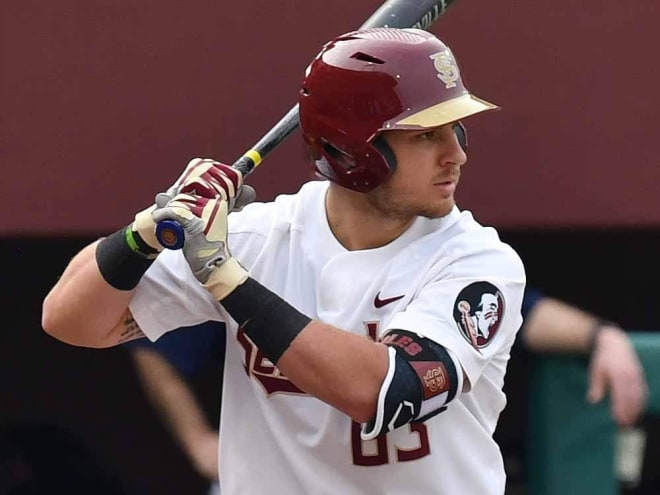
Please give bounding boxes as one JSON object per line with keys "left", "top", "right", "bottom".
{"left": 233, "top": 185, "right": 256, "bottom": 212}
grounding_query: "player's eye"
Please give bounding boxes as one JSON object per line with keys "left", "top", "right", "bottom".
{"left": 417, "top": 130, "right": 436, "bottom": 140}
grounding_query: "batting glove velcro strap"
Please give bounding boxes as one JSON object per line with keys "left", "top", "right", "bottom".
{"left": 361, "top": 330, "right": 462, "bottom": 440}
{"left": 203, "top": 258, "right": 249, "bottom": 301}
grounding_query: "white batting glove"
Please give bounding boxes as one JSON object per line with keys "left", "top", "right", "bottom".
{"left": 129, "top": 205, "right": 163, "bottom": 255}
{"left": 158, "top": 157, "right": 255, "bottom": 211}
{"left": 152, "top": 193, "right": 249, "bottom": 300}
{"left": 131, "top": 158, "right": 255, "bottom": 255}
{"left": 126, "top": 158, "right": 214, "bottom": 254}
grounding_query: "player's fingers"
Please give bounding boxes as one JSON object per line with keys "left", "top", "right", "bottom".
{"left": 180, "top": 177, "right": 225, "bottom": 199}
{"left": 207, "top": 162, "right": 243, "bottom": 190}
{"left": 177, "top": 157, "right": 214, "bottom": 185}
{"left": 233, "top": 185, "right": 256, "bottom": 211}
{"left": 204, "top": 165, "right": 242, "bottom": 200}
{"left": 155, "top": 191, "right": 173, "bottom": 208}
{"left": 166, "top": 157, "right": 201, "bottom": 192}
{"left": 173, "top": 157, "right": 234, "bottom": 191}
{"left": 152, "top": 193, "right": 209, "bottom": 225}
{"left": 177, "top": 163, "right": 241, "bottom": 202}
{"left": 202, "top": 198, "right": 228, "bottom": 241}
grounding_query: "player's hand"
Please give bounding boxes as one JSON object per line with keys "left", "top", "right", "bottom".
{"left": 130, "top": 204, "right": 165, "bottom": 255}
{"left": 132, "top": 158, "right": 255, "bottom": 255}
{"left": 152, "top": 193, "right": 248, "bottom": 300}
{"left": 157, "top": 157, "right": 256, "bottom": 212}
{"left": 587, "top": 325, "right": 648, "bottom": 426}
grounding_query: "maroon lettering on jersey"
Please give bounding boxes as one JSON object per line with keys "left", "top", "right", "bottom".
{"left": 237, "top": 328, "right": 306, "bottom": 396}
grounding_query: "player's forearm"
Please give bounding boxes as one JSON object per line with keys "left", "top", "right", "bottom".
{"left": 277, "top": 321, "right": 389, "bottom": 423}
{"left": 522, "top": 297, "right": 600, "bottom": 354}
{"left": 219, "top": 278, "right": 389, "bottom": 422}
{"left": 42, "top": 240, "right": 135, "bottom": 348}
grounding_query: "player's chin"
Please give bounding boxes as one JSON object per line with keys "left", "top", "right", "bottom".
{"left": 419, "top": 199, "right": 455, "bottom": 219}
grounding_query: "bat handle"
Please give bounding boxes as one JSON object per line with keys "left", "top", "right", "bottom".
{"left": 155, "top": 103, "right": 299, "bottom": 249}
{"left": 155, "top": 219, "right": 186, "bottom": 250}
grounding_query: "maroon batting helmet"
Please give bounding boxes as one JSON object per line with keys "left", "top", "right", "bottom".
{"left": 298, "top": 28, "right": 499, "bottom": 192}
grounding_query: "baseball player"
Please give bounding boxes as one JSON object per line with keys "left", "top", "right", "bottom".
{"left": 43, "top": 28, "right": 525, "bottom": 494}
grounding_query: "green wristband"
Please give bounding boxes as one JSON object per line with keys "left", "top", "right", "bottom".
{"left": 125, "top": 226, "right": 159, "bottom": 258}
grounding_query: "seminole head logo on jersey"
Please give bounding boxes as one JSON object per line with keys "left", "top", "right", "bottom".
{"left": 453, "top": 281, "right": 505, "bottom": 350}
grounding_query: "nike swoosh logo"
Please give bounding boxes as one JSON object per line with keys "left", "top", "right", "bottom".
{"left": 374, "top": 292, "right": 405, "bottom": 308}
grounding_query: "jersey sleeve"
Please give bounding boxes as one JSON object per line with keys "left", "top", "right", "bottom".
{"left": 129, "top": 249, "right": 224, "bottom": 342}
{"left": 385, "top": 243, "right": 525, "bottom": 389}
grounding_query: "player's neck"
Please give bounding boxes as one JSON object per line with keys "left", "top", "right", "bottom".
{"left": 325, "top": 184, "right": 415, "bottom": 251}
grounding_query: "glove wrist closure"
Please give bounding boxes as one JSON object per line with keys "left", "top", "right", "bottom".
{"left": 204, "top": 258, "right": 249, "bottom": 300}
{"left": 132, "top": 205, "right": 163, "bottom": 255}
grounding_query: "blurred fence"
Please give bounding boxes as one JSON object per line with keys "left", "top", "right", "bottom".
{"left": 528, "top": 332, "right": 660, "bottom": 494}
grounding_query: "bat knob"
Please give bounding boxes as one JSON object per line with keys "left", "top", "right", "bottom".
{"left": 156, "top": 220, "right": 185, "bottom": 250}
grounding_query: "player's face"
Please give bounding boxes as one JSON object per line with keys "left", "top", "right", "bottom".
{"left": 367, "top": 124, "right": 467, "bottom": 219}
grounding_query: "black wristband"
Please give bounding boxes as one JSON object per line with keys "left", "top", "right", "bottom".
{"left": 221, "top": 277, "right": 311, "bottom": 364}
{"left": 96, "top": 227, "right": 157, "bottom": 290}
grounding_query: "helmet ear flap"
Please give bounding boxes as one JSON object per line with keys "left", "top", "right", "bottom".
{"left": 371, "top": 135, "right": 397, "bottom": 173}
{"left": 453, "top": 122, "right": 468, "bottom": 152}
{"left": 308, "top": 136, "right": 393, "bottom": 192}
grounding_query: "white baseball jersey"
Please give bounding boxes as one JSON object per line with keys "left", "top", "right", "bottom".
{"left": 130, "top": 180, "right": 525, "bottom": 495}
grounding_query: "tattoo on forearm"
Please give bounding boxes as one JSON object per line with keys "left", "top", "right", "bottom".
{"left": 118, "top": 312, "right": 145, "bottom": 343}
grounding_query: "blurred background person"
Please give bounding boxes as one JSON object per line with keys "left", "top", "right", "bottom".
{"left": 126, "top": 321, "right": 225, "bottom": 495}
{"left": 519, "top": 287, "right": 647, "bottom": 427}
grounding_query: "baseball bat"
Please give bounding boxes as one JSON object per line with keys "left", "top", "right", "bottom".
{"left": 156, "top": 0, "right": 459, "bottom": 250}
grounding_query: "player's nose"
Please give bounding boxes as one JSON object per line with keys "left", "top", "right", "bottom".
{"left": 439, "top": 128, "right": 467, "bottom": 168}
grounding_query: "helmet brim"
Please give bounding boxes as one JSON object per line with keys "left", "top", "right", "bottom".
{"left": 392, "top": 93, "right": 499, "bottom": 128}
